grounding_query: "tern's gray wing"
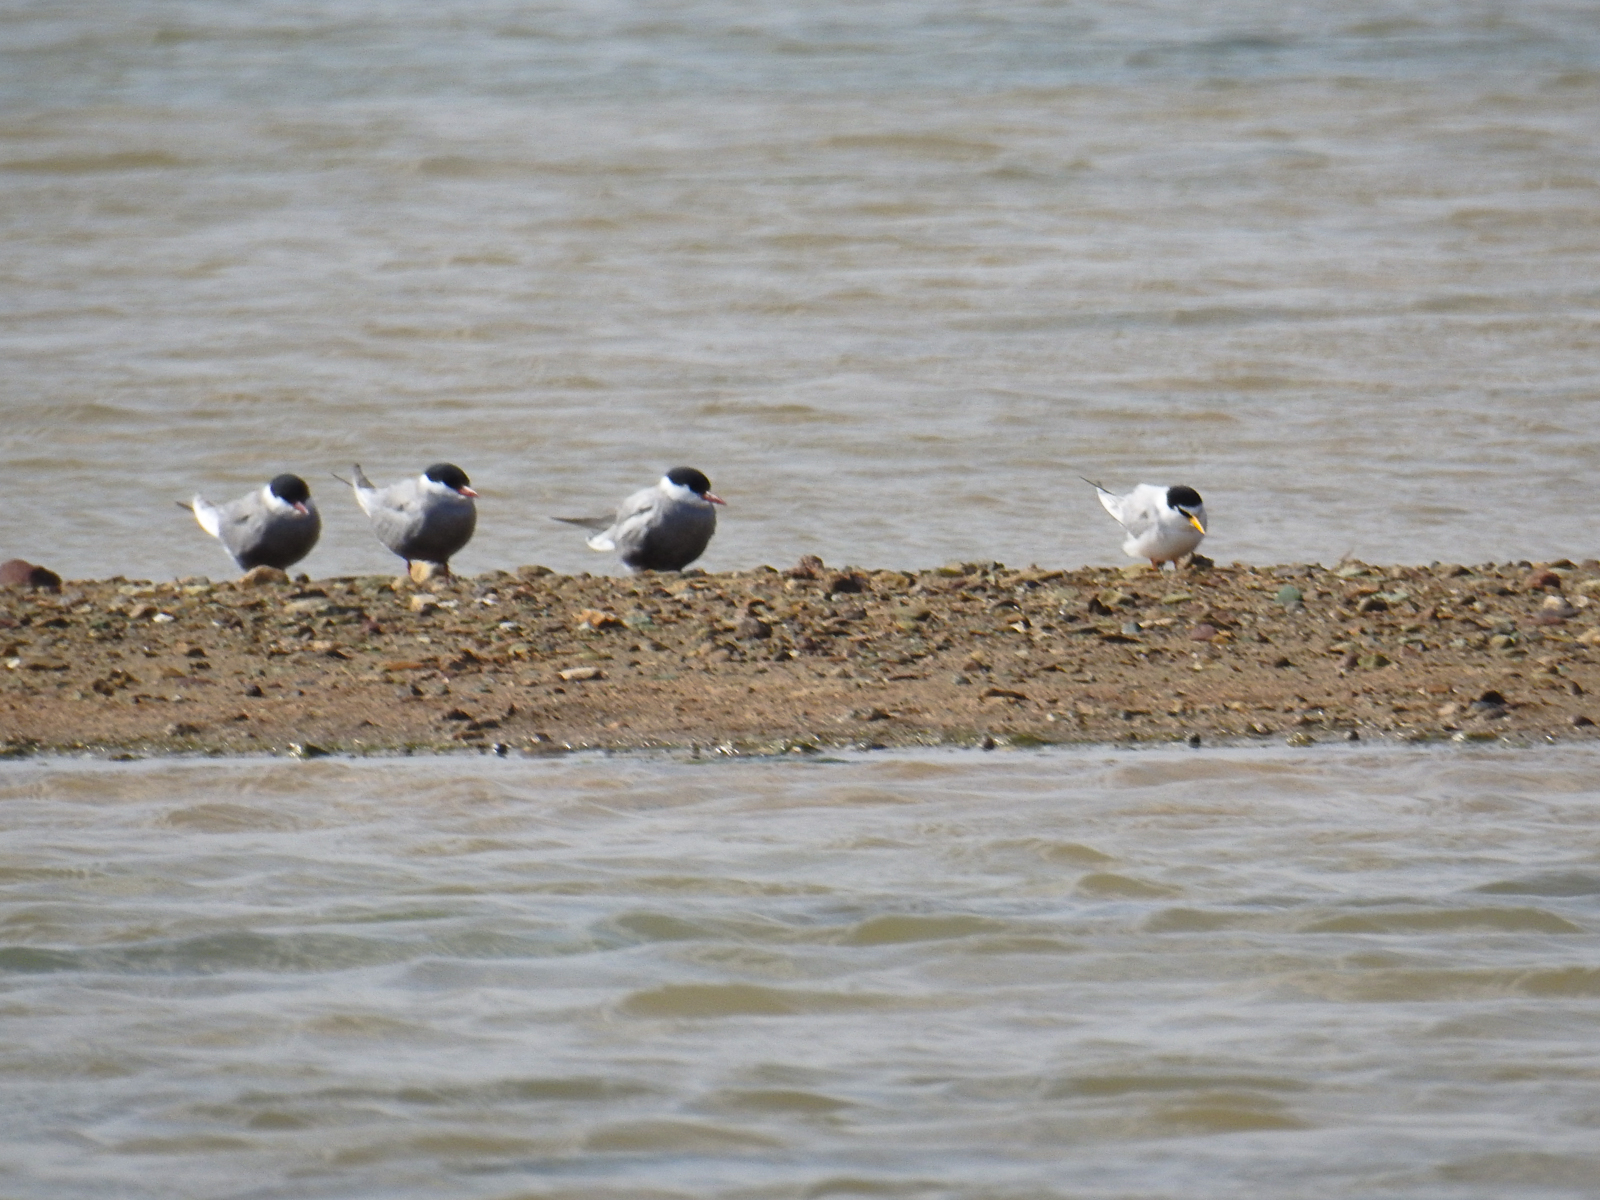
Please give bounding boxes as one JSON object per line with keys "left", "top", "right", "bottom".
{"left": 599, "top": 486, "right": 663, "bottom": 555}
{"left": 354, "top": 475, "right": 427, "bottom": 558}
{"left": 557, "top": 486, "right": 658, "bottom": 554}
{"left": 610, "top": 485, "right": 663, "bottom": 529}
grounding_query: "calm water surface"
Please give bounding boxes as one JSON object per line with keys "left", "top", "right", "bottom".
{"left": 3, "top": 1, "right": 1600, "bottom": 578}
{"left": 2, "top": 745, "right": 1599, "bottom": 1198}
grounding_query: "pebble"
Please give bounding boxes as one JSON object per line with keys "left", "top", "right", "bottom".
{"left": 238, "top": 565, "right": 289, "bottom": 587}
{"left": 827, "top": 574, "right": 867, "bottom": 595}
{"left": 736, "top": 616, "right": 773, "bottom": 641}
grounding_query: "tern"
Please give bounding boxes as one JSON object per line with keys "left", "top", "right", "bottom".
{"left": 182, "top": 474, "right": 320, "bottom": 572}
{"left": 344, "top": 462, "right": 477, "bottom": 576}
{"left": 1087, "top": 479, "right": 1207, "bottom": 569}
{"left": 554, "top": 467, "right": 724, "bottom": 572}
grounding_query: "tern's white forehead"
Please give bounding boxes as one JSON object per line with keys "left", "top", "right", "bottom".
{"left": 659, "top": 475, "right": 697, "bottom": 500}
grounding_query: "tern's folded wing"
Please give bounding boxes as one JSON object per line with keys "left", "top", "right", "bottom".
{"left": 608, "top": 489, "right": 663, "bottom": 545}
{"left": 360, "top": 486, "right": 426, "bottom": 554}
{"left": 1113, "top": 487, "right": 1168, "bottom": 539}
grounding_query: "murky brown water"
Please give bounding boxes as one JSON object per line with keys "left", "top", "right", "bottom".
{"left": 2, "top": 745, "right": 1599, "bottom": 1198}
{"left": 4, "top": 1, "right": 1600, "bottom": 580}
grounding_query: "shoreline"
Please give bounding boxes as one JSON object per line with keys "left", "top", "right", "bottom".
{"left": 3, "top": 558, "right": 1598, "bottom": 759}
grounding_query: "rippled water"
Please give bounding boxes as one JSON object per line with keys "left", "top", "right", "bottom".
{"left": 2, "top": 746, "right": 1599, "bottom": 1198}
{"left": 5, "top": 1, "right": 1600, "bottom": 580}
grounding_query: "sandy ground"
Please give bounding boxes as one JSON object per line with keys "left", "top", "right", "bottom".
{"left": 2, "top": 556, "right": 1598, "bottom": 758}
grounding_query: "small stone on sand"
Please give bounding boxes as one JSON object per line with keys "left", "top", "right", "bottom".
{"left": 238, "top": 565, "right": 289, "bottom": 587}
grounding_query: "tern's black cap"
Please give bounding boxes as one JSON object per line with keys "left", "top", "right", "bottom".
{"left": 268, "top": 474, "right": 311, "bottom": 505}
{"left": 665, "top": 467, "right": 713, "bottom": 495}
{"left": 1166, "top": 485, "right": 1203, "bottom": 511}
{"left": 424, "top": 463, "right": 472, "bottom": 492}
